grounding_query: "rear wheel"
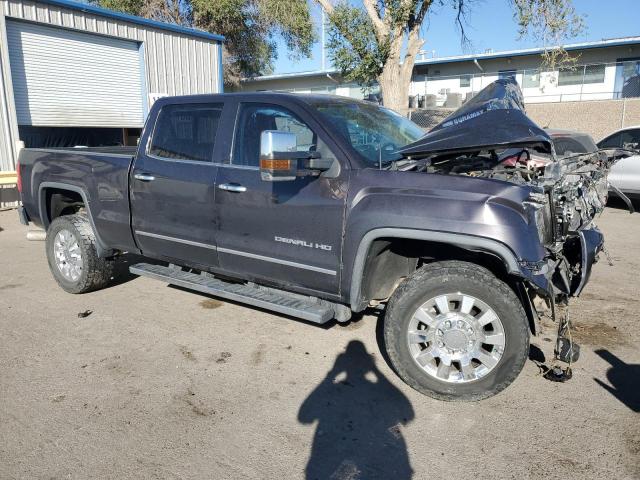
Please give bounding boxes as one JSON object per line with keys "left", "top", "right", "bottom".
{"left": 45, "top": 213, "right": 115, "bottom": 293}
{"left": 384, "top": 260, "right": 529, "bottom": 401}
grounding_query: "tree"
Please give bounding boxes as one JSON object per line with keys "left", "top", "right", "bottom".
{"left": 315, "top": 0, "right": 584, "bottom": 113}
{"left": 94, "top": 0, "right": 316, "bottom": 85}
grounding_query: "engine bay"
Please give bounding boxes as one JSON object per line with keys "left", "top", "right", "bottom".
{"left": 395, "top": 145, "right": 615, "bottom": 245}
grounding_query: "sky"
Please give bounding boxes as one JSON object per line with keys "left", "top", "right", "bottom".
{"left": 271, "top": 0, "right": 640, "bottom": 75}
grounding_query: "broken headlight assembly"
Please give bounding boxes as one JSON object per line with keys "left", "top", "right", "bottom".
{"left": 525, "top": 191, "right": 554, "bottom": 245}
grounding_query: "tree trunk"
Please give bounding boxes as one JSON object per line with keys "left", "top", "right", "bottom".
{"left": 379, "top": 61, "right": 411, "bottom": 114}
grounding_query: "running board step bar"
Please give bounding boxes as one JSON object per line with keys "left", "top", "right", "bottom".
{"left": 129, "top": 263, "right": 338, "bottom": 324}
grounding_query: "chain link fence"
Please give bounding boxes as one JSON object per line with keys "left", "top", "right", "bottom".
{"left": 408, "top": 109, "right": 454, "bottom": 130}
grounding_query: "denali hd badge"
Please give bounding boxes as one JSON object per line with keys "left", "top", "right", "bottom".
{"left": 274, "top": 236, "right": 332, "bottom": 251}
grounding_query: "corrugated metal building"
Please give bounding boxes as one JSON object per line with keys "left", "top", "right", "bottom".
{"left": 0, "top": 0, "right": 224, "bottom": 179}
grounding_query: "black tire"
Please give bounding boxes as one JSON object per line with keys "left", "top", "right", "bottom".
{"left": 45, "top": 213, "right": 115, "bottom": 294}
{"left": 384, "top": 260, "right": 529, "bottom": 401}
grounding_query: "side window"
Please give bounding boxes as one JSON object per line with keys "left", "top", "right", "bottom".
{"left": 149, "top": 103, "right": 223, "bottom": 162}
{"left": 621, "top": 129, "right": 640, "bottom": 149}
{"left": 598, "top": 133, "right": 622, "bottom": 149}
{"left": 232, "top": 104, "right": 317, "bottom": 167}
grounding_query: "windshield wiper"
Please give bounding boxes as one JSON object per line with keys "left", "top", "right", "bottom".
{"left": 383, "top": 157, "right": 422, "bottom": 171}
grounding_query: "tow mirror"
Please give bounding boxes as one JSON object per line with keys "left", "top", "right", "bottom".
{"left": 260, "top": 131, "right": 298, "bottom": 181}
{"left": 260, "top": 130, "right": 333, "bottom": 182}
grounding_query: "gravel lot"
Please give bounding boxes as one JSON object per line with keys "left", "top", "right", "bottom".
{"left": 1, "top": 205, "right": 638, "bottom": 480}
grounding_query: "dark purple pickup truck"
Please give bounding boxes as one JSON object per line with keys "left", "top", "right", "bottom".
{"left": 16, "top": 79, "right": 614, "bottom": 400}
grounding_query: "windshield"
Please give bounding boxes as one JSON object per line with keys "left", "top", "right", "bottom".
{"left": 311, "top": 101, "right": 425, "bottom": 165}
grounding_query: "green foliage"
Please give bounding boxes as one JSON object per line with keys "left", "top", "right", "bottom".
{"left": 192, "top": 0, "right": 315, "bottom": 82}
{"left": 326, "top": 3, "right": 388, "bottom": 88}
{"left": 320, "top": 0, "right": 435, "bottom": 94}
{"left": 97, "top": 0, "right": 143, "bottom": 15}
{"left": 94, "top": 0, "right": 315, "bottom": 84}
{"left": 511, "top": 0, "right": 585, "bottom": 68}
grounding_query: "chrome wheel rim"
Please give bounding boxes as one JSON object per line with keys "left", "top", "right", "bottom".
{"left": 406, "top": 293, "right": 505, "bottom": 383}
{"left": 53, "top": 229, "right": 83, "bottom": 282}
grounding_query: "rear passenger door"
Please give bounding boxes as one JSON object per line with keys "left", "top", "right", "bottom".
{"left": 130, "top": 101, "right": 224, "bottom": 269}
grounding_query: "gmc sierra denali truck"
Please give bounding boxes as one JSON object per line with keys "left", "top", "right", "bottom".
{"left": 17, "top": 79, "right": 615, "bottom": 400}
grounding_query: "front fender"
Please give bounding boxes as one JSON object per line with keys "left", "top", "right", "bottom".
{"left": 343, "top": 170, "right": 550, "bottom": 308}
{"left": 348, "top": 227, "right": 533, "bottom": 311}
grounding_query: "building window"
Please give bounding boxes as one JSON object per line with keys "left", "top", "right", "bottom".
{"left": 558, "top": 65, "right": 606, "bottom": 86}
{"left": 522, "top": 70, "right": 540, "bottom": 88}
{"left": 498, "top": 70, "right": 516, "bottom": 80}
{"left": 310, "top": 86, "right": 336, "bottom": 95}
{"left": 459, "top": 75, "right": 472, "bottom": 87}
{"left": 558, "top": 67, "right": 582, "bottom": 86}
{"left": 583, "top": 64, "right": 606, "bottom": 84}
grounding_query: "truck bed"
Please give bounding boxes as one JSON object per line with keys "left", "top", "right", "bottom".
{"left": 18, "top": 146, "right": 137, "bottom": 253}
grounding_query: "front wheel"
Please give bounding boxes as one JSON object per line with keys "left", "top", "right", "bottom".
{"left": 384, "top": 261, "right": 530, "bottom": 401}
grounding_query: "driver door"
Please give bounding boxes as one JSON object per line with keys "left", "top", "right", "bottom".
{"left": 214, "top": 102, "right": 349, "bottom": 295}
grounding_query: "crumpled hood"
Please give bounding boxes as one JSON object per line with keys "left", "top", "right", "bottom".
{"left": 401, "top": 78, "right": 553, "bottom": 157}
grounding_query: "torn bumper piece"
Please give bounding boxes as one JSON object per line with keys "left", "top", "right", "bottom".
{"left": 573, "top": 227, "right": 604, "bottom": 296}
{"left": 518, "top": 226, "right": 604, "bottom": 299}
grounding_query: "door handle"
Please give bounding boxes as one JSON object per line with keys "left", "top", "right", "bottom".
{"left": 218, "top": 183, "right": 247, "bottom": 193}
{"left": 134, "top": 173, "right": 156, "bottom": 182}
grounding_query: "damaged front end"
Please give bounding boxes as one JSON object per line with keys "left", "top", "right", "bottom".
{"left": 538, "top": 153, "right": 608, "bottom": 298}
{"left": 400, "top": 78, "right": 622, "bottom": 377}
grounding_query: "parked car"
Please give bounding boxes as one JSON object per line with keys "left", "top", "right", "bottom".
{"left": 598, "top": 126, "right": 640, "bottom": 200}
{"left": 16, "top": 79, "right": 614, "bottom": 400}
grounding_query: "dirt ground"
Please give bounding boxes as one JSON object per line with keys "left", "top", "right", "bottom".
{"left": 0, "top": 205, "right": 638, "bottom": 480}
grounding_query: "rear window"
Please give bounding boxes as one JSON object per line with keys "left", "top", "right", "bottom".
{"left": 552, "top": 134, "right": 597, "bottom": 156}
{"left": 149, "top": 103, "right": 223, "bottom": 162}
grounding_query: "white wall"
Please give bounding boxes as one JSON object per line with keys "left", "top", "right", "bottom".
{"left": 412, "top": 64, "right": 620, "bottom": 104}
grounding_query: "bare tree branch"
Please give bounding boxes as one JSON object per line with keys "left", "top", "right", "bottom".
{"left": 363, "top": 0, "right": 389, "bottom": 41}
{"left": 315, "top": 0, "right": 334, "bottom": 15}
{"left": 414, "top": 0, "right": 432, "bottom": 28}
{"left": 455, "top": 0, "right": 471, "bottom": 47}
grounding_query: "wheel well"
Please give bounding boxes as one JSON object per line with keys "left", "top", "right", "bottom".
{"left": 43, "top": 188, "right": 85, "bottom": 225}
{"left": 360, "top": 238, "right": 536, "bottom": 333}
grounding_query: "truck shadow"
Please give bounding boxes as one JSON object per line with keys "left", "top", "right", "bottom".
{"left": 110, "top": 253, "right": 162, "bottom": 288}
{"left": 167, "top": 285, "right": 341, "bottom": 330}
{"left": 298, "top": 340, "right": 415, "bottom": 480}
{"left": 594, "top": 349, "right": 640, "bottom": 412}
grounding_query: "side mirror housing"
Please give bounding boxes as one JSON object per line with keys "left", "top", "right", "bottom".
{"left": 260, "top": 130, "right": 298, "bottom": 182}
{"left": 260, "top": 130, "right": 333, "bottom": 182}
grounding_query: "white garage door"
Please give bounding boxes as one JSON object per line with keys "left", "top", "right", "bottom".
{"left": 6, "top": 20, "right": 144, "bottom": 127}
